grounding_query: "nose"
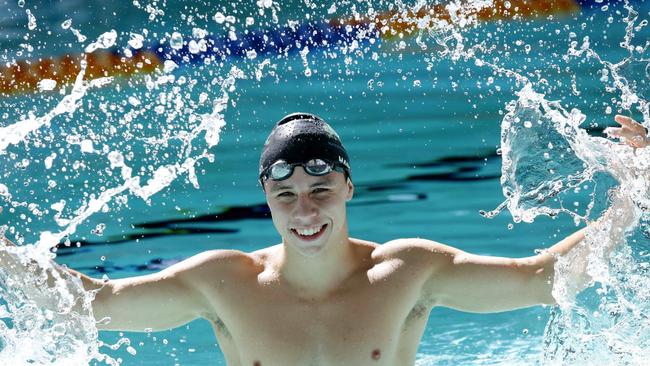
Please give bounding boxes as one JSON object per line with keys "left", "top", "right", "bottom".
{"left": 293, "top": 193, "right": 318, "bottom": 220}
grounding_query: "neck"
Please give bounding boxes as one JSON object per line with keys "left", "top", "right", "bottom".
{"left": 279, "top": 226, "right": 357, "bottom": 297}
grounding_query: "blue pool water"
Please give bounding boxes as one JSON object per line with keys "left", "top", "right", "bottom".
{"left": 1, "top": 0, "right": 649, "bottom": 365}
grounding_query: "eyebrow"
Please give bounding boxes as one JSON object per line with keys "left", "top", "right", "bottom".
{"left": 270, "top": 184, "right": 292, "bottom": 193}
{"left": 269, "top": 179, "right": 334, "bottom": 193}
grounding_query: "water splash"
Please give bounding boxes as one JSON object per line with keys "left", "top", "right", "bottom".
{"left": 0, "top": 0, "right": 649, "bottom": 364}
{"left": 482, "top": 2, "right": 650, "bottom": 364}
{"left": 0, "top": 17, "right": 256, "bottom": 364}
{"left": 0, "top": 240, "right": 103, "bottom": 365}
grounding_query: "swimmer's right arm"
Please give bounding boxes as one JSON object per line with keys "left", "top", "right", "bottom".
{"left": 81, "top": 250, "right": 235, "bottom": 332}
{"left": 1, "top": 235, "right": 228, "bottom": 332}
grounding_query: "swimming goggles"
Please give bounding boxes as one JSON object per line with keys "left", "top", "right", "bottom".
{"left": 260, "top": 158, "right": 348, "bottom": 183}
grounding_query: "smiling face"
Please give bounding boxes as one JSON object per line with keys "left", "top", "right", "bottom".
{"left": 264, "top": 167, "right": 354, "bottom": 257}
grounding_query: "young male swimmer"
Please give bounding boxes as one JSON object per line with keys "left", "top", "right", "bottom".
{"left": 1, "top": 113, "right": 648, "bottom": 365}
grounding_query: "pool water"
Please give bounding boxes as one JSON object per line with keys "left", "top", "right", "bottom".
{"left": 1, "top": 0, "right": 649, "bottom": 365}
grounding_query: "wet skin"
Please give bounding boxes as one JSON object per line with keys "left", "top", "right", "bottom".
{"left": 198, "top": 169, "right": 436, "bottom": 365}
{"left": 202, "top": 239, "right": 435, "bottom": 365}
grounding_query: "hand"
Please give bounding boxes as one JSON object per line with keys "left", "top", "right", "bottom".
{"left": 605, "top": 115, "right": 650, "bottom": 148}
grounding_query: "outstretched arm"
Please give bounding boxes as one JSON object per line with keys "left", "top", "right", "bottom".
{"left": 1, "top": 233, "right": 231, "bottom": 332}
{"left": 88, "top": 250, "right": 227, "bottom": 331}
{"left": 409, "top": 115, "right": 648, "bottom": 313}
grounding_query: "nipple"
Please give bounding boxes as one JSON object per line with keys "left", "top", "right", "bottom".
{"left": 371, "top": 349, "right": 381, "bottom": 360}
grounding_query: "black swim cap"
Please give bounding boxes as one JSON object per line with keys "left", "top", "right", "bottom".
{"left": 259, "top": 113, "right": 351, "bottom": 184}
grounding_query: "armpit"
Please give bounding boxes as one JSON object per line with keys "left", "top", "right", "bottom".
{"left": 204, "top": 312, "right": 232, "bottom": 339}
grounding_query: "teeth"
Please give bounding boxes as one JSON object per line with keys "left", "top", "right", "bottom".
{"left": 296, "top": 225, "right": 323, "bottom": 236}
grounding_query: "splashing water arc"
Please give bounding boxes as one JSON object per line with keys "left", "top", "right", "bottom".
{"left": 491, "top": 82, "right": 650, "bottom": 364}
{"left": 0, "top": 0, "right": 649, "bottom": 364}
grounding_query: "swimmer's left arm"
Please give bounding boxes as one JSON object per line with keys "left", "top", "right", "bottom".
{"left": 419, "top": 203, "right": 630, "bottom": 313}
{"left": 395, "top": 239, "right": 558, "bottom": 313}
{"left": 395, "top": 233, "right": 589, "bottom": 313}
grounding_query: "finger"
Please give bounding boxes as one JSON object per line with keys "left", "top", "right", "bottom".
{"left": 614, "top": 115, "right": 647, "bottom": 134}
{"left": 614, "top": 115, "right": 635, "bottom": 127}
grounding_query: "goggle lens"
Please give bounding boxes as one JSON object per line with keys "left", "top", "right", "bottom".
{"left": 304, "top": 159, "right": 331, "bottom": 176}
{"left": 265, "top": 159, "right": 340, "bottom": 181}
{"left": 269, "top": 162, "right": 294, "bottom": 180}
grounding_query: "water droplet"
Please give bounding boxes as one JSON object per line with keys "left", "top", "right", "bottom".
{"left": 163, "top": 60, "right": 178, "bottom": 73}
{"left": 37, "top": 79, "right": 57, "bottom": 91}
{"left": 214, "top": 12, "right": 226, "bottom": 24}
{"left": 128, "top": 96, "right": 141, "bottom": 107}
{"left": 128, "top": 33, "right": 144, "bottom": 49}
{"left": 188, "top": 40, "right": 200, "bottom": 54}
{"left": 80, "top": 139, "right": 94, "bottom": 153}
{"left": 192, "top": 28, "right": 208, "bottom": 39}
{"left": 170, "top": 32, "right": 183, "bottom": 50}
{"left": 26, "top": 10, "right": 36, "bottom": 30}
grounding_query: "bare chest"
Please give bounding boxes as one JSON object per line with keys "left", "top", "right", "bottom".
{"left": 207, "top": 271, "right": 430, "bottom": 366}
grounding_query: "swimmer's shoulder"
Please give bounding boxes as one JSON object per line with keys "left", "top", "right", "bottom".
{"left": 369, "top": 237, "right": 459, "bottom": 265}
{"left": 173, "top": 248, "right": 264, "bottom": 280}
{"left": 250, "top": 243, "right": 283, "bottom": 258}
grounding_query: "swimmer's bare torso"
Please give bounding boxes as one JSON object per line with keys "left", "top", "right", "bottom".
{"left": 203, "top": 239, "right": 433, "bottom": 366}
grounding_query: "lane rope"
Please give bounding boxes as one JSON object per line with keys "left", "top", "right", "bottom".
{"left": 0, "top": 0, "right": 587, "bottom": 95}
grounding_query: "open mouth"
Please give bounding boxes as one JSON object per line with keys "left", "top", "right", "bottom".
{"left": 291, "top": 224, "right": 327, "bottom": 241}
